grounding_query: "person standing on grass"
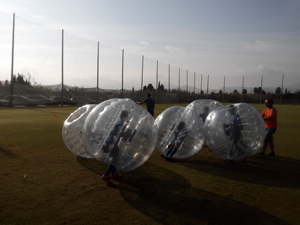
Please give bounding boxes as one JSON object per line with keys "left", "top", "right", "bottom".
{"left": 257, "top": 99, "right": 277, "bottom": 158}
{"left": 136, "top": 93, "right": 155, "bottom": 117}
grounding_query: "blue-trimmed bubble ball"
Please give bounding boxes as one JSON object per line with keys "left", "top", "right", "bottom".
{"left": 204, "top": 103, "right": 265, "bottom": 160}
{"left": 82, "top": 99, "right": 158, "bottom": 172}
{"left": 62, "top": 104, "right": 97, "bottom": 158}
{"left": 155, "top": 106, "right": 204, "bottom": 159}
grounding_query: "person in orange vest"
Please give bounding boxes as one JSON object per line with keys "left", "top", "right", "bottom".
{"left": 257, "top": 99, "right": 277, "bottom": 157}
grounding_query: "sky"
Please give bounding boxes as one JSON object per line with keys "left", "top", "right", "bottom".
{"left": 1, "top": 0, "right": 300, "bottom": 92}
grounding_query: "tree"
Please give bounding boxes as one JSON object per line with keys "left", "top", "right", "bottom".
{"left": 219, "top": 90, "right": 223, "bottom": 95}
{"left": 275, "top": 87, "right": 281, "bottom": 95}
{"left": 233, "top": 90, "right": 238, "bottom": 94}
{"left": 146, "top": 83, "right": 154, "bottom": 91}
{"left": 242, "top": 89, "right": 247, "bottom": 94}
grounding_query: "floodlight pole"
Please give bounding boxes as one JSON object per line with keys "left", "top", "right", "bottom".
{"left": 156, "top": 60, "right": 158, "bottom": 102}
{"left": 9, "top": 13, "right": 15, "bottom": 107}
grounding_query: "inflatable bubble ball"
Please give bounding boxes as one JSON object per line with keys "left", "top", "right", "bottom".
{"left": 155, "top": 106, "right": 204, "bottom": 159}
{"left": 82, "top": 99, "right": 158, "bottom": 172}
{"left": 204, "top": 103, "right": 265, "bottom": 160}
{"left": 186, "top": 99, "right": 224, "bottom": 123}
{"left": 62, "top": 104, "right": 97, "bottom": 158}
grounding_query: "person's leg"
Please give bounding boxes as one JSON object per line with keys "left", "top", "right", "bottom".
{"left": 104, "top": 164, "right": 114, "bottom": 177}
{"left": 166, "top": 147, "right": 173, "bottom": 156}
{"left": 170, "top": 148, "right": 177, "bottom": 157}
{"left": 102, "top": 164, "right": 114, "bottom": 183}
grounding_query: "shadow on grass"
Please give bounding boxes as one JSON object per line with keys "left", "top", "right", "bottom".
{"left": 77, "top": 157, "right": 289, "bottom": 225}
{"left": 0, "top": 146, "right": 17, "bottom": 157}
{"left": 175, "top": 152, "right": 300, "bottom": 188}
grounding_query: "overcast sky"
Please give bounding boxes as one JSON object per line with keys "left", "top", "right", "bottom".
{"left": 1, "top": 0, "right": 300, "bottom": 92}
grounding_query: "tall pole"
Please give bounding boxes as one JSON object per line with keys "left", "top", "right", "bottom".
{"left": 178, "top": 68, "right": 180, "bottom": 92}
{"left": 193, "top": 72, "right": 195, "bottom": 94}
{"left": 61, "top": 29, "right": 64, "bottom": 106}
{"left": 122, "top": 49, "right": 124, "bottom": 98}
{"left": 260, "top": 75, "right": 263, "bottom": 104}
{"left": 96, "top": 41, "right": 99, "bottom": 103}
{"left": 9, "top": 13, "right": 15, "bottom": 107}
{"left": 178, "top": 68, "right": 180, "bottom": 103}
{"left": 280, "top": 74, "right": 284, "bottom": 104}
{"left": 223, "top": 76, "right": 225, "bottom": 102}
{"left": 186, "top": 70, "right": 188, "bottom": 93}
{"left": 155, "top": 60, "right": 158, "bottom": 103}
{"left": 206, "top": 75, "right": 209, "bottom": 99}
{"left": 141, "top": 55, "right": 144, "bottom": 91}
{"left": 200, "top": 74, "right": 202, "bottom": 98}
{"left": 168, "top": 64, "right": 170, "bottom": 92}
{"left": 241, "top": 76, "right": 244, "bottom": 102}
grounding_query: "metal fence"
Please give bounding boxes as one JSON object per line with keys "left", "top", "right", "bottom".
{"left": 1, "top": 13, "right": 299, "bottom": 106}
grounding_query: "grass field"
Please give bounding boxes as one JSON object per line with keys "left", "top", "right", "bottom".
{"left": 1, "top": 103, "right": 300, "bottom": 225}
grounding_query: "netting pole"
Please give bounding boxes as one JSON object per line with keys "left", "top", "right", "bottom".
{"left": 194, "top": 72, "right": 196, "bottom": 100}
{"left": 61, "top": 29, "right": 64, "bottom": 106}
{"left": 223, "top": 76, "right": 225, "bottom": 102}
{"left": 156, "top": 60, "right": 158, "bottom": 103}
{"left": 260, "top": 75, "right": 263, "bottom": 104}
{"left": 141, "top": 55, "right": 144, "bottom": 91}
{"left": 186, "top": 70, "right": 188, "bottom": 93}
{"left": 10, "top": 13, "right": 15, "bottom": 107}
{"left": 168, "top": 64, "right": 170, "bottom": 92}
{"left": 206, "top": 75, "right": 209, "bottom": 99}
{"left": 96, "top": 41, "right": 99, "bottom": 103}
{"left": 178, "top": 68, "right": 180, "bottom": 103}
{"left": 200, "top": 74, "right": 202, "bottom": 99}
{"left": 241, "top": 76, "right": 244, "bottom": 102}
{"left": 122, "top": 49, "right": 124, "bottom": 98}
{"left": 280, "top": 74, "right": 284, "bottom": 104}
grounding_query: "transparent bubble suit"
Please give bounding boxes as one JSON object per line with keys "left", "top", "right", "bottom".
{"left": 82, "top": 99, "right": 158, "bottom": 172}
{"left": 62, "top": 104, "right": 97, "bottom": 158}
{"left": 186, "top": 99, "right": 224, "bottom": 123}
{"left": 204, "top": 103, "right": 265, "bottom": 160}
{"left": 155, "top": 106, "right": 204, "bottom": 159}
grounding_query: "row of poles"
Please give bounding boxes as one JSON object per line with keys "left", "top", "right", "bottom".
{"left": 8, "top": 13, "right": 284, "bottom": 106}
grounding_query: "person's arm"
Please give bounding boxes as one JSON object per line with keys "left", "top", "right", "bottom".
{"left": 135, "top": 100, "right": 145, "bottom": 104}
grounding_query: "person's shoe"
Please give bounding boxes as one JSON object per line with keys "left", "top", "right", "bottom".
{"left": 102, "top": 175, "right": 113, "bottom": 184}
{"left": 256, "top": 152, "right": 265, "bottom": 158}
{"left": 110, "top": 173, "right": 123, "bottom": 179}
{"left": 160, "top": 154, "right": 166, "bottom": 158}
{"left": 165, "top": 156, "right": 172, "bottom": 161}
{"left": 223, "top": 160, "right": 233, "bottom": 163}
{"left": 268, "top": 152, "right": 276, "bottom": 157}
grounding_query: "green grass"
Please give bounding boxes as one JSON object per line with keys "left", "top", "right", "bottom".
{"left": 0, "top": 104, "right": 300, "bottom": 225}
